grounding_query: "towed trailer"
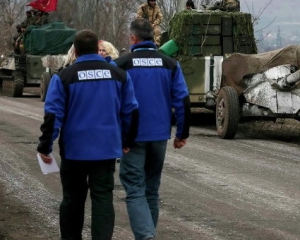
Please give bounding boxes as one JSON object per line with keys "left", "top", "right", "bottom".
{"left": 160, "top": 9, "right": 300, "bottom": 139}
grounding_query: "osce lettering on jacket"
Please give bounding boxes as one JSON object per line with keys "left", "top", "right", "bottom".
{"left": 132, "top": 58, "right": 163, "bottom": 67}
{"left": 77, "top": 69, "right": 112, "bottom": 80}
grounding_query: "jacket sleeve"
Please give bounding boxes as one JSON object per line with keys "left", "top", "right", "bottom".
{"left": 121, "top": 73, "right": 139, "bottom": 148}
{"left": 37, "top": 74, "right": 66, "bottom": 154}
{"left": 171, "top": 62, "right": 191, "bottom": 139}
{"left": 136, "top": 4, "right": 145, "bottom": 19}
{"left": 153, "top": 7, "right": 163, "bottom": 25}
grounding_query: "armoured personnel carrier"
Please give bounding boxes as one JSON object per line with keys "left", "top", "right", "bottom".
{"left": 0, "top": 22, "right": 76, "bottom": 97}
{"left": 161, "top": 8, "right": 300, "bottom": 139}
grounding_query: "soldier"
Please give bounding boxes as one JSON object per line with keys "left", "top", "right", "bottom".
{"left": 33, "top": 11, "right": 43, "bottom": 25}
{"left": 186, "top": 0, "right": 196, "bottom": 10}
{"left": 33, "top": 11, "right": 49, "bottom": 26}
{"left": 12, "top": 25, "right": 22, "bottom": 54}
{"left": 30, "top": 9, "right": 38, "bottom": 25}
{"left": 20, "top": 10, "right": 33, "bottom": 28}
{"left": 40, "top": 12, "right": 50, "bottom": 25}
{"left": 14, "top": 24, "right": 27, "bottom": 54}
{"left": 221, "top": 0, "right": 240, "bottom": 11}
{"left": 136, "top": 0, "right": 163, "bottom": 47}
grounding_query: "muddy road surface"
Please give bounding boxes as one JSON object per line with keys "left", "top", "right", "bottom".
{"left": 0, "top": 90, "right": 299, "bottom": 240}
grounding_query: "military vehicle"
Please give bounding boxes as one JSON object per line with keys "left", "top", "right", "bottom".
{"left": 160, "top": 5, "right": 300, "bottom": 139}
{"left": 0, "top": 22, "right": 76, "bottom": 98}
{"left": 40, "top": 53, "right": 71, "bottom": 101}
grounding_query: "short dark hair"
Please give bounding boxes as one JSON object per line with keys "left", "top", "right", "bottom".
{"left": 130, "top": 18, "right": 154, "bottom": 42}
{"left": 186, "top": 0, "right": 195, "bottom": 9}
{"left": 74, "top": 29, "right": 98, "bottom": 57}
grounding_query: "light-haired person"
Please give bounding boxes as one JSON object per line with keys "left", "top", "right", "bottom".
{"left": 98, "top": 40, "right": 119, "bottom": 63}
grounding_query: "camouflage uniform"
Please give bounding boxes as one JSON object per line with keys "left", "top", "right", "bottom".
{"left": 20, "top": 11, "right": 33, "bottom": 28}
{"left": 40, "top": 13, "right": 49, "bottom": 25}
{"left": 33, "top": 12, "right": 43, "bottom": 25}
{"left": 222, "top": 0, "right": 240, "bottom": 11}
{"left": 137, "top": 2, "right": 163, "bottom": 46}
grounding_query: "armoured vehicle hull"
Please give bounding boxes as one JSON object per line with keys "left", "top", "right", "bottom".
{"left": 0, "top": 54, "right": 45, "bottom": 97}
{"left": 0, "top": 22, "right": 76, "bottom": 98}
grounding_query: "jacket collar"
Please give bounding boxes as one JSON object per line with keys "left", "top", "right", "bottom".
{"left": 75, "top": 54, "right": 106, "bottom": 63}
{"left": 130, "top": 41, "right": 157, "bottom": 52}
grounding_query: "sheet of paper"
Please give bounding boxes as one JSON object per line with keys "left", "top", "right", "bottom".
{"left": 37, "top": 153, "right": 60, "bottom": 174}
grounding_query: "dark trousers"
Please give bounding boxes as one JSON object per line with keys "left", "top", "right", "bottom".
{"left": 59, "top": 159, "right": 116, "bottom": 240}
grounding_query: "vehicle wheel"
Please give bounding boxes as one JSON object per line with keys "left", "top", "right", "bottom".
{"left": 216, "top": 86, "right": 240, "bottom": 139}
{"left": 11, "top": 75, "right": 24, "bottom": 97}
{"left": 0, "top": 77, "right": 2, "bottom": 93}
{"left": 40, "top": 72, "right": 51, "bottom": 102}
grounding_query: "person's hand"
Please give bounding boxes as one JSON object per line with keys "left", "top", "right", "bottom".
{"left": 173, "top": 137, "right": 187, "bottom": 149}
{"left": 38, "top": 152, "right": 52, "bottom": 164}
{"left": 122, "top": 147, "right": 130, "bottom": 154}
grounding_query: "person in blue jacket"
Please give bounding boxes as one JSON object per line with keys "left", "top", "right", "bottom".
{"left": 37, "top": 29, "right": 139, "bottom": 240}
{"left": 115, "top": 18, "right": 190, "bottom": 240}
{"left": 98, "top": 40, "right": 119, "bottom": 65}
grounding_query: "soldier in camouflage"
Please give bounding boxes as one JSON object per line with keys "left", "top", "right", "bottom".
{"left": 20, "top": 10, "right": 33, "bottom": 28}
{"left": 221, "top": 0, "right": 240, "bottom": 11}
{"left": 136, "top": 0, "right": 163, "bottom": 47}
{"left": 31, "top": 11, "right": 49, "bottom": 26}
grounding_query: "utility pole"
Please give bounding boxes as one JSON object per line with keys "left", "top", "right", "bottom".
{"left": 276, "top": 26, "right": 282, "bottom": 49}
{"left": 112, "top": 0, "right": 116, "bottom": 44}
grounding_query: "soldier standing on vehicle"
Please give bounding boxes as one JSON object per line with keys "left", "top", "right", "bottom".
{"left": 30, "top": 9, "right": 38, "bottom": 25}
{"left": 33, "top": 11, "right": 43, "bottom": 25}
{"left": 186, "top": 0, "right": 196, "bottom": 10}
{"left": 21, "top": 10, "right": 33, "bottom": 28}
{"left": 14, "top": 24, "right": 27, "bottom": 54}
{"left": 40, "top": 12, "right": 50, "bottom": 25}
{"left": 221, "top": 0, "right": 240, "bottom": 11}
{"left": 136, "top": 0, "right": 163, "bottom": 47}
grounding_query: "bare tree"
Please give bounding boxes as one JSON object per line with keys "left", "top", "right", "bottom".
{"left": 0, "top": 0, "right": 26, "bottom": 54}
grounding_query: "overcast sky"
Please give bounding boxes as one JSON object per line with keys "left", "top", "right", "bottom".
{"left": 241, "top": 0, "right": 299, "bottom": 36}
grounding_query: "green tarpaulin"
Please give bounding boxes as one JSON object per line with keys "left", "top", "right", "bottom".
{"left": 24, "top": 22, "right": 76, "bottom": 55}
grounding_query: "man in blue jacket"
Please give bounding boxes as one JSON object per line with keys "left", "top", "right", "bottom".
{"left": 37, "top": 29, "right": 139, "bottom": 240}
{"left": 115, "top": 19, "right": 190, "bottom": 240}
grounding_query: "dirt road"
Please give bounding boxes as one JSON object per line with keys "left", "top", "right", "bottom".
{"left": 0, "top": 92, "right": 299, "bottom": 240}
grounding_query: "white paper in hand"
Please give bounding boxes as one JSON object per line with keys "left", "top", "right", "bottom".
{"left": 37, "top": 153, "right": 60, "bottom": 174}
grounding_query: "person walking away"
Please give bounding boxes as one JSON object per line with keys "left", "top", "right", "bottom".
{"left": 98, "top": 40, "right": 119, "bottom": 64}
{"left": 115, "top": 18, "right": 190, "bottom": 240}
{"left": 37, "top": 29, "right": 139, "bottom": 240}
{"left": 136, "top": 0, "right": 163, "bottom": 47}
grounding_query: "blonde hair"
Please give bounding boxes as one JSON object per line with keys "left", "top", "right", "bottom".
{"left": 99, "top": 41, "right": 119, "bottom": 60}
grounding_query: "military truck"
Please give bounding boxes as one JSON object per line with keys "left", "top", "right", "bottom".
{"left": 0, "top": 22, "right": 76, "bottom": 98}
{"left": 40, "top": 52, "right": 72, "bottom": 101}
{"left": 161, "top": 8, "right": 300, "bottom": 139}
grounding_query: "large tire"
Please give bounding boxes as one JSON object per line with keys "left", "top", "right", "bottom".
{"left": 12, "top": 75, "right": 24, "bottom": 97}
{"left": 40, "top": 72, "right": 51, "bottom": 102}
{"left": 216, "top": 86, "right": 240, "bottom": 139}
{"left": 0, "top": 77, "right": 2, "bottom": 93}
{"left": 2, "top": 74, "right": 24, "bottom": 97}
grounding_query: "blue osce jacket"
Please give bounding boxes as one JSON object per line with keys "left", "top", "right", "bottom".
{"left": 37, "top": 54, "right": 139, "bottom": 160}
{"left": 115, "top": 41, "right": 190, "bottom": 141}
